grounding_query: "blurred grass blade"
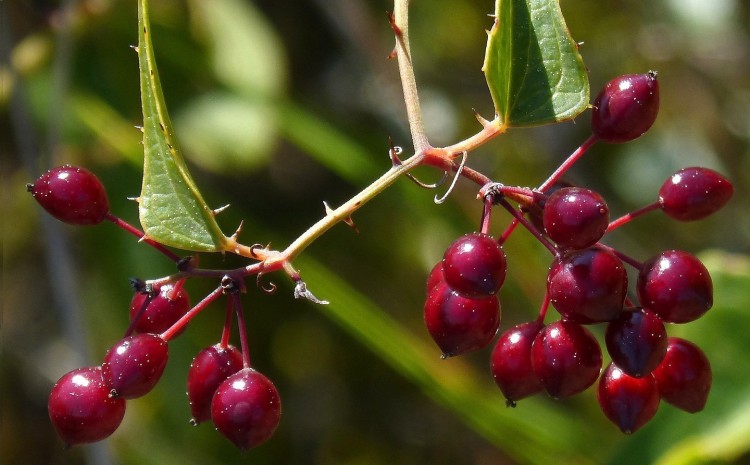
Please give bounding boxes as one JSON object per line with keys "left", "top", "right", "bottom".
{"left": 137, "top": 0, "right": 228, "bottom": 252}
{"left": 483, "top": 0, "right": 589, "bottom": 127}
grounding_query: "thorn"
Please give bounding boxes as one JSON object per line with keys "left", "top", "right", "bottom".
{"left": 343, "top": 215, "right": 359, "bottom": 233}
{"left": 231, "top": 221, "right": 244, "bottom": 241}
{"left": 389, "top": 138, "right": 403, "bottom": 166}
{"left": 387, "top": 47, "right": 397, "bottom": 60}
{"left": 130, "top": 45, "right": 139, "bottom": 53}
{"left": 294, "top": 280, "right": 328, "bottom": 305}
{"left": 323, "top": 201, "right": 334, "bottom": 216}
{"left": 134, "top": 125, "right": 143, "bottom": 132}
{"left": 127, "top": 196, "right": 141, "bottom": 203}
{"left": 473, "top": 109, "right": 491, "bottom": 128}
{"left": 386, "top": 11, "right": 402, "bottom": 37}
{"left": 212, "top": 204, "right": 230, "bottom": 216}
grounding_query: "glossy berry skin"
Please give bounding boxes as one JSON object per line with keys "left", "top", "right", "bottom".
{"left": 597, "top": 363, "right": 660, "bottom": 434}
{"left": 531, "top": 320, "right": 602, "bottom": 399}
{"left": 424, "top": 280, "right": 500, "bottom": 358}
{"left": 102, "top": 333, "right": 169, "bottom": 399}
{"left": 490, "top": 321, "right": 545, "bottom": 405}
{"left": 653, "top": 338, "right": 711, "bottom": 413}
{"left": 591, "top": 72, "right": 659, "bottom": 143}
{"left": 659, "top": 167, "right": 733, "bottom": 221}
{"left": 30, "top": 165, "right": 109, "bottom": 225}
{"left": 442, "top": 233, "right": 507, "bottom": 298}
{"left": 211, "top": 368, "right": 281, "bottom": 450}
{"left": 605, "top": 308, "right": 667, "bottom": 378}
{"left": 129, "top": 283, "right": 191, "bottom": 335}
{"left": 547, "top": 247, "right": 627, "bottom": 323}
{"left": 48, "top": 366, "right": 126, "bottom": 447}
{"left": 425, "top": 262, "right": 445, "bottom": 294}
{"left": 187, "top": 344, "right": 244, "bottom": 425}
{"left": 638, "top": 250, "right": 713, "bottom": 323}
{"left": 543, "top": 187, "right": 609, "bottom": 250}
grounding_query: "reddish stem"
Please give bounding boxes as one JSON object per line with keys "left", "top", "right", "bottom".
{"left": 124, "top": 292, "right": 153, "bottom": 337}
{"left": 220, "top": 298, "right": 233, "bottom": 349}
{"left": 498, "top": 199, "right": 559, "bottom": 256}
{"left": 538, "top": 134, "right": 599, "bottom": 191}
{"left": 161, "top": 285, "right": 223, "bottom": 342}
{"left": 480, "top": 196, "right": 493, "bottom": 235}
{"left": 105, "top": 212, "right": 181, "bottom": 262}
{"left": 606, "top": 202, "right": 660, "bottom": 232}
{"left": 231, "top": 293, "right": 252, "bottom": 369}
{"left": 536, "top": 289, "right": 551, "bottom": 324}
{"left": 596, "top": 243, "right": 643, "bottom": 269}
{"left": 498, "top": 218, "right": 520, "bottom": 245}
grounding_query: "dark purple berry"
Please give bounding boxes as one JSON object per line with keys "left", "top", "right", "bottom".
{"left": 547, "top": 247, "right": 627, "bottom": 323}
{"left": 658, "top": 167, "right": 733, "bottom": 221}
{"left": 48, "top": 366, "right": 126, "bottom": 446}
{"left": 653, "top": 338, "right": 711, "bottom": 413}
{"left": 187, "top": 344, "right": 244, "bottom": 425}
{"left": 543, "top": 187, "right": 610, "bottom": 250}
{"left": 531, "top": 320, "right": 602, "bottom": 399}
{"left": 29, "top": 165, "right": 109, "bottom": 225}
{"left": 424, "top": 280, "right": 500, "bottom": 358}
{"left": 425, "top": 261, "right": 444, "bottom": 294}
{"left": 442, "top": 233, "right": 507, "bottom": 298}
{"left": 637, "top": 250, "right": 713, "bottom": 323}
{"left": 102, "top": 333, "right": 169, "bottom": 399}
{"left": 211, "top": 368, "right": 281, "bottom": 450}
{"left": 490, "top": 321, "right": 545, "bottom": 405}
{"left": 605, "top": 308, "right": 667, "bottom": 378}
{"left": 129, "top": 283, "right": 191, "bottom": 336}
{"left": 591, "top": 72, "right": 660, "bottom": 143}
{"left": 597, "top": 363, "right": 660, "bottom": 434}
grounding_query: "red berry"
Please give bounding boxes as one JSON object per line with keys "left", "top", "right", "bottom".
{"left": 658, "top": 167, "right": 733, "bottom": 221}
{"left": 129, "top": 283, "right": 191, "bottom": 336}
{"left": 653, "top": 338, "right": 711, "bottom": 413}
{"left": 547, "top": 247, "right": 627, "bottom": 323}
{"left": 187, "top": 344, "right": 244, "bottom": 425}
{"left": 442, "top": 233, "right": 507, "bottom": 298}
{"left": 102, "top": 333, "right": 169, "bottom": 399}
{"left": 543, "top": 187, "right": 609, "bottom": 250}
{"left": 425, "top": 262, "right": 445, "bottom": 294}
{"left": 591, "top": 72, "right": 660, "bottom": 143}
{"left": 424, "top": 280, "right": 500, "bottom": 358}
{"left": 48, "top": 366, "right": 126, "bottom": 446}
{"left": 597, "top": 363, "right": 660, "bottom": 434}
{"left": 29, "top": 165, "right": 109, "bottom": 225}
{"left": 211, "top": 368, "right": 281, "bottom": 450}
{"left": 605, "top": 308, "right": 667, "bottom": 378}
{"left": 490, "top": 321, "right": 545, "bottom": 405}
{"left": 638, "top": 250, "right": 713, "bottom": 323}
{"left": 531, "top": 320, "right": 602, "bottom": 399}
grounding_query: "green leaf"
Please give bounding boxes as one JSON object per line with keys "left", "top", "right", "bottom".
{"left": 483, "top": 0, "right": 589, "bottom": 127}
{"left": 137, "top": 0, "right": 228, "bottom": 252}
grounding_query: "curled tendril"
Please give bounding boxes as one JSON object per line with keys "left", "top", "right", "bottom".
{"left": 256, "top": 272, "right": 277, "bottom": 294}
{"left": 249, "top": 243, "right": 267, "bottom": 260}
{"left": 405, "top": 170, "right": 450, "bottom": 189}
{"left": 434, "top": 151, "right": 468, "bottom": 204}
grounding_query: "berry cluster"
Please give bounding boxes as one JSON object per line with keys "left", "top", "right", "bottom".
{"left": 30, "top": 166, "right": 280, "bottom": 450}
{"left": 424, "top": 73, "right": 733, "bottom": 434}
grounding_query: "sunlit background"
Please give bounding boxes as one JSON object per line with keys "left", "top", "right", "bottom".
{"left": 4, "top": 0, "right": 750, "bottom": 464}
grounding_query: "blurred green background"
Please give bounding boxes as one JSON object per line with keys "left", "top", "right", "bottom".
{"left": 3, "top": 0, "right": 750, "bottom": 464}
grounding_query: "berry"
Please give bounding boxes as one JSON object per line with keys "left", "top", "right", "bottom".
{"left": 424, "top": 280, "right": 500, "bottom": 357}
{"left": 597, "top": 363, "right": 660, "bottom": 434}
{"left": 442, "top": 233, "right": 507, "bottom": 298}
{"left": 48, "top": 366, "right": 126, "bottom": 447}
{"left": 211, "top": 368, "right": 281, "bottom": 450}
{"left": 425, "top": 261, "right": 444, "bottom": 294}
{"left": 547, "top": 247, "right": 627, "bottom": 323}
{"left": 543, "top": 187, "right": 609, "bottom": 250}
{"left": 129, "top": 283, "right": 191, "bottom": 335}
{"left": 637, "top": 250, "right": 713, "bottom": 323}
{"left": 490, "top": 321, "right": 545, "bottom": 405}
{"left": 591, "top": 72, "right": 659, "bottom": 143}
{"left": 658, "top": 167, "right": 733, "bottom": 221}
{"left": 187, "top": 344, "right": 244, "bottom": 425}
{"left": 653, "top": 337, "right": 711, "bottom": 413}
{"left": 605, "top": 308, "right": 667, "bottom": 378}
{"left": 29, "top": 165, "right": 109, "bottom": 225}
{"left": 531, "top": 320, "right": 602, "bottom": 399}
{"left": 102, "top": 333, "right": 169, "bottom": 399}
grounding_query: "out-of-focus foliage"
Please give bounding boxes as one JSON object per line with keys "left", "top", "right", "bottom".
{"left": 3, "top": 0, "right": 749, "bottom": 464}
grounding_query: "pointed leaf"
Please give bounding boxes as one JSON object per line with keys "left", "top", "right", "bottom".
{"left": 137, "top": 0, "right": 228, "bottom": 252}
{"left": 483, "top": 0, "right": 589, "bottom": 127}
